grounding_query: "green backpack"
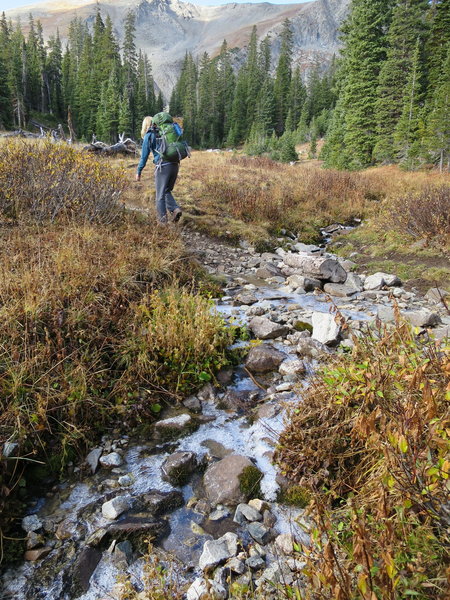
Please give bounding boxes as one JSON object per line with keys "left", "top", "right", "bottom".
{"left": 152, "top": 112, "right": 190, "bottom": 163}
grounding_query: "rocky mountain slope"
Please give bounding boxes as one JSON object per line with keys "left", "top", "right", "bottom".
{"left": 6, "top": 0, "right": 349, "bottom": 96}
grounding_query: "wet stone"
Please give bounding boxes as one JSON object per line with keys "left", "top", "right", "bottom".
{"left": 246, "top": 555, "right": 266, "bottom": 570}
{"left": 198, "top": 532, "right": 238, "bottom": 570}
{"left": 203, "top": 454, "right": 255, "bottom": 506}
{"left": 161, "top": 451, "right": 198, "bottom": 486}
{"left": 245, "top": 345, "right": 286, "bottom": 373}
{"left": 141, "top": 489, "right": 184, "bottom": 515}
{"left": 71, "top": 547, "right": 102, "bottom": 595}
{"left": 101, "top": 496, "right": 132, "bottom": 520}
{"left": 22, "top": 514, "right": 42, "bottom": 533}
{"left": 99, "top": 452, "right": 123, "bottom": 468}
{"left": 24, "top": 547, "right": 52, "bottom": 561}
{"left": 85, "top": 447, "right": 103, "bottom": 474}
{"left": 249, "top": 316, "right": 290, "bottom": 340}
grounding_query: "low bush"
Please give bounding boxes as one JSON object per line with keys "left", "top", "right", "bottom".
{"left": 275, "top": 315, "right": 449, "bottom": 599}
{"left": 0, "top": 138, "right": 127, "bottom": 223}
{"left": 388, "top": 184, "right": 450, "bottom": 244}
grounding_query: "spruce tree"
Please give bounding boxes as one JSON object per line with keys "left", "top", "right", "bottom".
{"left": 425, "top": 0, "right": 450, "bottom": 95}
{"left": 394, "top": 39, "right": 425, "bottom": 168}
{"left": 286, "top": 66, "right": 306, "bottom": 131}
{"left": 425, "top": 41, "right": 450, "bottom": 170}
{"left": 0, "top": 51, "right": 12, "bottom": 128}
{"left": 216, "top": 40, "right": 235, "bottom": 142}
{"left": 323, "top": 0, "right": 394, "bottom": 169}
{"left": 373, "top": 0, "right": 428, "bottom": 162}
{"left": 274, "top": 19, "right": 293, "bottom": 134}
{"left": 46, "top": 31, "right": 63, "bottom": 118}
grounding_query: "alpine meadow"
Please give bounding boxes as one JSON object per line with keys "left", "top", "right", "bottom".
{"left": 0, "top": 1, "right": 449, "bottom": 600}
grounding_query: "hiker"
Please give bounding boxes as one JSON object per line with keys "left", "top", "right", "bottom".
{"left": 135, "top": 113, "right": 189, "bottom": 223}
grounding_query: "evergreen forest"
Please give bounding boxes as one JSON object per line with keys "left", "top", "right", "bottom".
{"left": 0, "top": 0, "right": 449, "bottom": 170}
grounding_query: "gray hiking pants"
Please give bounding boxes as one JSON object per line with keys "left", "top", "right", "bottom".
{"left": 154, "top": 162, "right": 180, "bottom": 222}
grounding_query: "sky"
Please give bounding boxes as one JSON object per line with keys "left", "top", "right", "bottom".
{"left": 2, "top": 0, "right": 309, "bottom": 11}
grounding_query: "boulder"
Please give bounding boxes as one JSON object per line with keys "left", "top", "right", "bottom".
{"left": 296, "top": 337, "right": 330, "bottom": 359}
{"left": 203, "top": 455, "right": 255, "bottom": 506}
{"left": 256, "top": 263, "right": 283, "bottom": 279}
{"left": 425, "top": 287, "right": 449, "bottom": 304}
{"left": 323, "top": 273, "right": 363, "bottom": 297}
{"left": 154, "top": 414, "right": 194, "bottom": 438}
{"left": 101, "top": 496, "right": 132, "bottom": 520}
{"left": 275, "top": 533, "right": 295, "bottom": 555}
{"left": 86, "top": 448, "right": 103, "bottom": 474}
{"left": 286, "top": 274, "right": 322, "bottom": 292}
{"left": 376, "top": 306, "right": 395, "bottom": 323}
{"left": 99, "top": 452, "right": 123, "bottom": 468}
{"left": 279, "top": 359, "right": 305, "bottom": 377}
{"left": 161, "top": 451, "right": 197, "bottom": 486}
{"left": 283, "top": 253, "right": 347, "bottom": 283}
{"left": 233, "top": 291, "right": 258, "bottom": 306}
{"left": 22, "top": 515, "right": 42, "bottom": 533}
{"left": 141, "top": 490, "right": 184, "bottom": 515}
{"left": 71, "top": 547, "right": 102, "bottom": 594}
{"left": 245, "top": 345, "right": 286, "bottom": 373}
{"left": 249, "top": 316, "right": 289, "bottom": 340}
{"left": 403, "top": 309, "right": 441, "bottom": 328}
{"left": 198, "top": 532, "right": 238, "bottom": 570}
{"left": 311, "top": 312, "right": 342, "bottom": 345}
{"left": 364, "top": 272, "right": 401, "bottom": 291}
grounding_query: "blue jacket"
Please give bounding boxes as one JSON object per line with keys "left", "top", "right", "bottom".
{"left": 137, "top": 123, "right": 183, "bottom": 175}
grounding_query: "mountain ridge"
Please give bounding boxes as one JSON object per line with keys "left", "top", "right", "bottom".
{"left": 5, "top": 0, "right": 349, "bottom": 97}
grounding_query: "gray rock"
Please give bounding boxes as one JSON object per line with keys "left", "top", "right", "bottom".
{"left": 283, "top": 252, "right": 347, "bottom": 283}
{"left": 432, "top": 324, "right": 450, "bottom": 340}
{"left": 118, "top": 474, "right": 134, "bottom": 487}
{"left": 279, "top": 359, "right": 305, "bottom": 376}
{"left": 71, "top": 547, "right": 102, "bottom": 595}
{"left": 311, "top": 312, "right": 342, "bottom": 345}
{"left": 99, "top": 452, "right": 123, "bottom": 468}
{"left": 249, "top": 316, "right": 289, "bottom": 340}
{"left": 22, "top": 515, "right": 42, "bottom": 533}
{"left": 255, "top": 562, "right": 294, "bottom": 587}
{"left": 154, "top": 413, "right": 193, "bottom": 437}
{"left": 203, "top": 455, "right": 255, "bottom": 506}
{"left": 209, "top": 507, "right": 230, "bottom": 521}
{"left": 101, "top": 496, "right": 132, "bottom": 520}
{"left": 293, "top": 242, "right": 321, "bottom": 253}
{"left": 161, "top": 451, "right": 198, "bottom": 485}
{"left": 85, "top": 447, "right": 103, "bottom": 474}
{"left": 198, "top": 532, "right": 238, "bottom": 570}
{"left": 296, "top": 337, "right": 330, "bottom": 359}
{"left": 364, "top": 272, "right": 401, "bottom": 291}
{"left": 246, "top": 555, "right": 266, "bottom": 570}
{"left": 141, "top": 489, "right": 184, "bottom": 515}
{"left": 226, "top": 557, "right": 245, "bottom": 574}
{"left": 186, "top": 577, "right": 208, "bottom": 600}
{"left": 245, "top": 345, "right": 286, "bottom": 373}
{"left": 275, "top": 533, "right": 295, "bottom": 555}
{"left": 183, "top": 395, "right": 202, "bottom": 413}
{"left": 113, "top": 540, "right": 133, "bottom": 566}
{"left": 376, "top": 306, "right": 395, "bottom": 323}
{"left": 256, "top": 263, "right": 283, "bottom": 279}
{"left": 233, "top": 291, "right": 258, "bottom": 305}
{"left": 248, "top": 499, "right": 270, "bottom": 513}
{"left": 403, "top": 309, "right": 441, "bottom": 328}
{"left": 233, "top": 503, "right": 263, "bottom": 524}
{"left": 425, "top": 287, "right": 449, "bottom": 304}
{"left": 247, "top": 522, "right": 272, "bottom": 545}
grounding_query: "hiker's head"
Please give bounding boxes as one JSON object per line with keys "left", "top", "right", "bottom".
{"left": 141, "top": 116, "right": 153, "bottom": 139}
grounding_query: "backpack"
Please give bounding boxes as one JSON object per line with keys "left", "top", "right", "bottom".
{"left": 152, "top": 112, "right": 190, "bottom": 163}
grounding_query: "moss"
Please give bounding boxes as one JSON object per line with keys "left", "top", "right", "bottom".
{"left": 294, "top": 321, "right": 313, "bottom": 333}
{"left": 238, "top": 465, "right": 263, "bottom": 500}
{"left": 278, "top": 484, "right": 312, "bottom": 508}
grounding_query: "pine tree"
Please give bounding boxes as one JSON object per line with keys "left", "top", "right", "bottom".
{"left": 373, "top": 0, "right": 428, "bottom": 162}
{"left": 323, "top": 0, "right": 394, "bottom": 169}
{"left": 274, "top": 19, "right": 293, "bottom": 135}
{"left": 123, "top": 10, "right": 138, "bottom": 136}
{"left": 118, "top": 94, "right": 133, "bottom": 138}
{"left": 26, "top": 15, "right": 44, "bottom": 113}
{"left": 136, "top": 51, "right": 155, "bottom": 119}
{"left": 216, "top": 40, "right": 235, "bottom": 142}
{"left": 96, "top": 67, "right": 119, "bottom": 142}
{"left": 286, "top": 66, "right": 306, "bottom": 131}
{"left": 9, "top": 21, "right": 26, "bottom": 127}
{"left": 0, "top": 51, "right": 12, "bottom": 128}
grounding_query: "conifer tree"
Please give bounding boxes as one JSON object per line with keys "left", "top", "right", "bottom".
{"left": 96, "top": 67, "right": 119, "bottom": 143}
{"left": 216, "top": 40, "right": 235, "bottom": 142}
{"left": 425, "top": 0, "right": 450, "bottom": 95}
{"left": 0, "top": 51, "right": 12, "bottom": 128}
{"left": 425, "top": 41, "right": 450, "bottom": 170}
{"left": 323, "top": 0, "right": 394, "bottom": 169}
{"left": 394, "top": 39, "right": 425, "bottom": 167}
{"left": 286, "top": 66, "right": 306, "bottom": 131}
{"left": 46, "top": 31, "right": 63, "bottom": 117}
{"left": 274, "top": 19, "right": 293, "bottom": 134}
{"left": 373, "top": 0, "right": 428, "bottom": 162}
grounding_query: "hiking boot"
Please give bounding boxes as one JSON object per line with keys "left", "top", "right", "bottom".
{"left": 171, "top": 208, "right": 182, "bottom": 222}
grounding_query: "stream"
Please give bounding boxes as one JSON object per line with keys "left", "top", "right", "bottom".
{"left": 1, "top": 224, "right": 446, "bottom": 600}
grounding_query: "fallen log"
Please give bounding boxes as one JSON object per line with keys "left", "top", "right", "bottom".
{"left": 83, "top": 133, "right": 138, "bottom": 156}
{"left": 1, "top": 129, "right": 42, "bottom": 138}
